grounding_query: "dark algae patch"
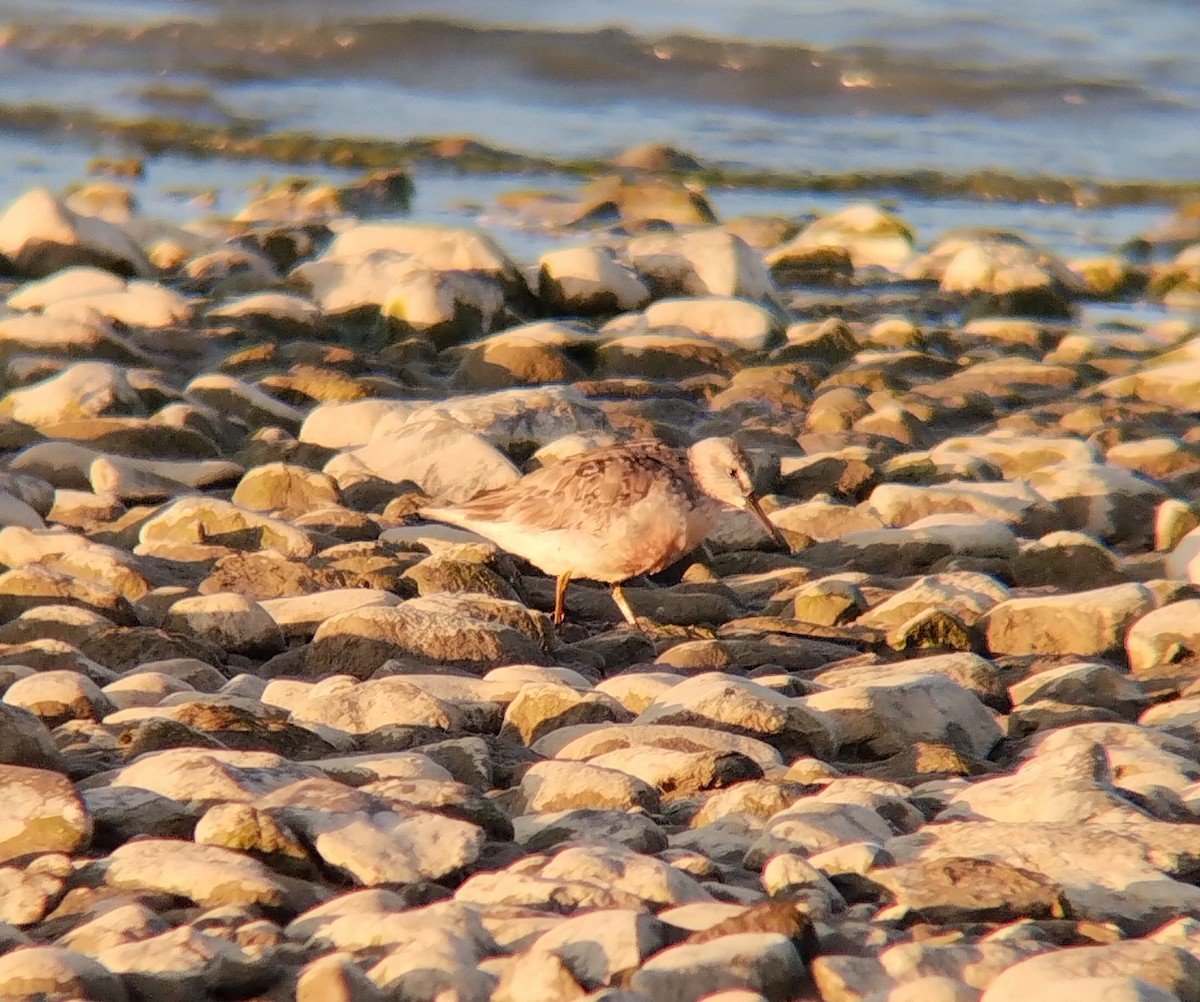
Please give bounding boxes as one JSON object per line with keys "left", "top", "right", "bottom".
{"left": 0, "top": 99, "right": 1197, "bottom": 209}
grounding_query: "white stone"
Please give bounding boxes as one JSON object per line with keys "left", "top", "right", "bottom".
{"left": 936, "top": 739, "right": 1152, "bottom": 824}
{"left": 538, "top": 245, "right": 650, "bottom": 313}
{"left": 643, "top": 296, "right": 784, "bottom": 350}
{"left": 162, "top": 592, "right": 284, "bottom": 656}
{"left": 979, "top": 942, "right": 1200, "bottom": 1002}
{"left": 374, "top": 385, "right": 610, "bottom": 449}
{"left": 185, "top": 373, "right": 307, "bottom": 429}
{"left": 326, "top": 416, "right": 519, "bottom": 501}
{"left": 771, "top": 204, "right": 915, "bottom": 271}
{"left": 631, "top": 932, "right": 805, "bottom": 1001}
{"left": 259, "top": 589, "right": 402, "bottom": 633}
{"left": 0, "top": 361, "right": 144, "bottom": 428}
{"left": 320, "top": 222, "right": 522, "bottom": 286}
{"left": 857, "top": 573, "right": 1011, "bottom": 631}
{"left": 1167, "top": 527, "right": 1200, "bottom": 585}
{"left": 984, "top": 584, "right": 1157, "bottom": 658}
{"left": 928, "top": 434, "right": 1098, "bottom": 477}
{"left": 628, "top": 228, "right": 779, "bottom": 304}
{"left": 887, "top": 820, "right": 1200, "bottom": 931}
{"left": 299, "top": 399, "right": 415, "bottom": 449}
{"left": 804, "top": 673, "right": 1001, "bottom": 758}
{"left": 0, "top": 187, "right": 151, "bottom": 277}
{"left": 633, "top": 671, "right": 838, "bottom": 759}
{"left": 43, "top": 280, "right": 192, "bottom": 328}
{"left": 7, "top": 266, "right": 126, "bottom": 309}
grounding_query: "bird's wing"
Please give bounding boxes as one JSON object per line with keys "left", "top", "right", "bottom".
{"left": 425, "top": 441, "right": 686, "bottom": 533}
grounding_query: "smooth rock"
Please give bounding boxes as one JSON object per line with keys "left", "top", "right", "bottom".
{"left": 538, "top": 723, "right": 783, "bottom": 770}
{"left": 288, "top": 676, "right": 463, "bottom": 734}
{"left": 3, "top": 669, "right": 114, "bottom": 724}
{"left": 887, "top": 820, "right": 1200, "bottom": 931}
{"left": 627, "top": 229, "right": 779, "bottom": 304}
{"left": 106, "top": 747, "right": 325, "bottom": 806}
{"left": 0, "top": 703, "right": 65, "bottom": 770}
{"left": 1156, "top": 500, "right": 1199, "bottom": 553}
{"left": 44, "top": 278, "right": 193, "bottom": 328}
{"left": 299, "top": 399, "right": 412, "bottom": 450}
{"left": 102, "top": 837, "right": 311, "bottom": 910}
{"left": 95, "top": 925, "right": 268, "bottom": 1001}
{"left": 1012, "top": 531, "right": 1127, "bottom": 591}
{"left": 979, "top": 942, "right": 1200, "bottom": 1002}
{"left": 186, "top": 373, "right": 307, "bottom": 432}
{"left": 0, "top": 491, "right": 44, "bottom": 531}
{"left": 512, "top": 808, "right": 668, "bottom": 855}
{"left": 0, "top": 765, "right": 90, "bottom": 862}
{"left": 259, "top": 588, "right": 402, "bottom": 639}
{"left": 270, "top": 804, "right": 485, "bottom": 885}
{"left": 139, "top": 496, "right": 317, "bottom": 558}
{"left": 751, "top": 798, "right": 896, "bottom": 864}
{"left": 390, "top": 385, "right": 610, "bottom": 450}
{"left": 928, "top": 435, "right": 1097, "bottom": 478}
{"left": 857, "top": 573, "right": 1010, "bottom": 632}
{"left": 0, "top": 361, "right": 145, "bottom": 428}
{"left": 0, "top": 187, "right": 151, "bottom": 277}
{"left": 232, "top": 461, "right": 342, "bottom": 514}
{"left": 1027, "top": 463, "right": 1166, "bottom": 547}
{"left": 773, "top": 204, "right": 915, "bottom": 271}
{"left": 529, "top": 908, "right": 671, "bottom": 989}
{"left": 515, "top": 758, "right": 660, "bottom": 814}
{"left": 1168, "top": 526, "right": 1200, "bottom": 584}
{"left": 367, "top": 924, "right": 497, "bottom": 1001}
{"left": 867, "top": 480, "right": 1055, "bottom": 535}
{"left": 306, "top": 601, "right": 547, "bottom": 678}
{"left": 451, "top": 323, "right": 589, "bottom": 390}
{"left": 630, "top": 932, "right": 805, "bottom": 1002}
{"left": 586, "top": 745, "right": 763, "bottom": 799}
{"left": 597, "top": 330, "right": 739, "bottom": 379}
{"left": 326, "top": 416, "right": 520, "bottom": 502}
{"left": 296, "top": 952, "right": 389, "bottom": 1002}
{"left": 805, "top": 673, "right": 1001, "bottom": 758}
{"left": 0, "top": 310, "right": 147, "bottom": 364}
{"left": 643, "top": 296, "right": 784, "bottom": 351}
{"left": 0, "top": 945, "right": 129, "bottom": 1001}
{"left": 538, "top": 245, "right": 650, "bottom": 314}
{"left": 1009, "top": 662, "right": 1148, "bottom": 716}
{"left": 633, "top": 672, "right": 837, "bottom": 760}
{"left": 936, "top": 739, "right": 1152, "bottom": 824}
{"left": 1127, "top": 600, "right": 1200, "bottom": 674}
{"left": 502, "top": 683, "right": 631, "bottom": 745}
{"left": 162, "top": 592, "right": 286, "bottom": 657}
{"left": 320, "top": 221, "right": 524, "bottom": 291}
{"left": 102, "top": 670, "right": 195, "bottom": 710}
{"left": 983, "top": 584, "right": 1157, "bottom": 658}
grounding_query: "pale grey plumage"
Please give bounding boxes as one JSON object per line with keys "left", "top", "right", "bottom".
{"left": 420, "top": 437, "right": 785, "bottom": 626}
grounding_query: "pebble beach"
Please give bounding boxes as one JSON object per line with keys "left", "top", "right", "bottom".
{"left": 0, "top": 149, "right": 1198, "bottom": 1002}
{"left": 1, "top": 3, "right": 1200, "bottom": 1002}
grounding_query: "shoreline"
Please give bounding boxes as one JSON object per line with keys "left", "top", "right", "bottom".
{"left": 1, "top": 100, "right": 1199, "bottom": 210}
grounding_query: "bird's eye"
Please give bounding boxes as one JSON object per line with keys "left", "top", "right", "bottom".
{"left": 728, "top": 467, "right": 738, "bottom": 477}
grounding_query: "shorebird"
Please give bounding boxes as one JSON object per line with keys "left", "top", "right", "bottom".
{"left": 420, "top": 437, "right": 787, "bottom": 626}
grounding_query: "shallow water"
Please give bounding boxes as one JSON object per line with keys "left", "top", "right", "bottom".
{"left": 2, "top": 0, "right": 1197, "bottom": 181}
{"left": 0, "top": 1, "right": 1196, "bottom": 261}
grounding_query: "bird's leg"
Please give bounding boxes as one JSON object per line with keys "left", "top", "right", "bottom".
{"left": 553, "top": 571, "right": 572, "bottom": 625}
{"left": 611, "top": 583, "right": 640, "bottom": 627}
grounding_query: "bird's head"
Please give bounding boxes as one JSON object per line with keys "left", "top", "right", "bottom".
{"left": 688, "top": 437, "right": 788, "bottom": 548}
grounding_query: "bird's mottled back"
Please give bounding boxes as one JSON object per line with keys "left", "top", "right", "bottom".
{"left": 423, "top": 439, "right": 706, "bottom": 533}
{"left": 418, "top": 436, "right": 786, "bottom": 626}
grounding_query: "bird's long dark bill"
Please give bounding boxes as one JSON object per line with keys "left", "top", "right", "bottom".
{"left": 746, "top": 496, "right": 789, "bottom": 549}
